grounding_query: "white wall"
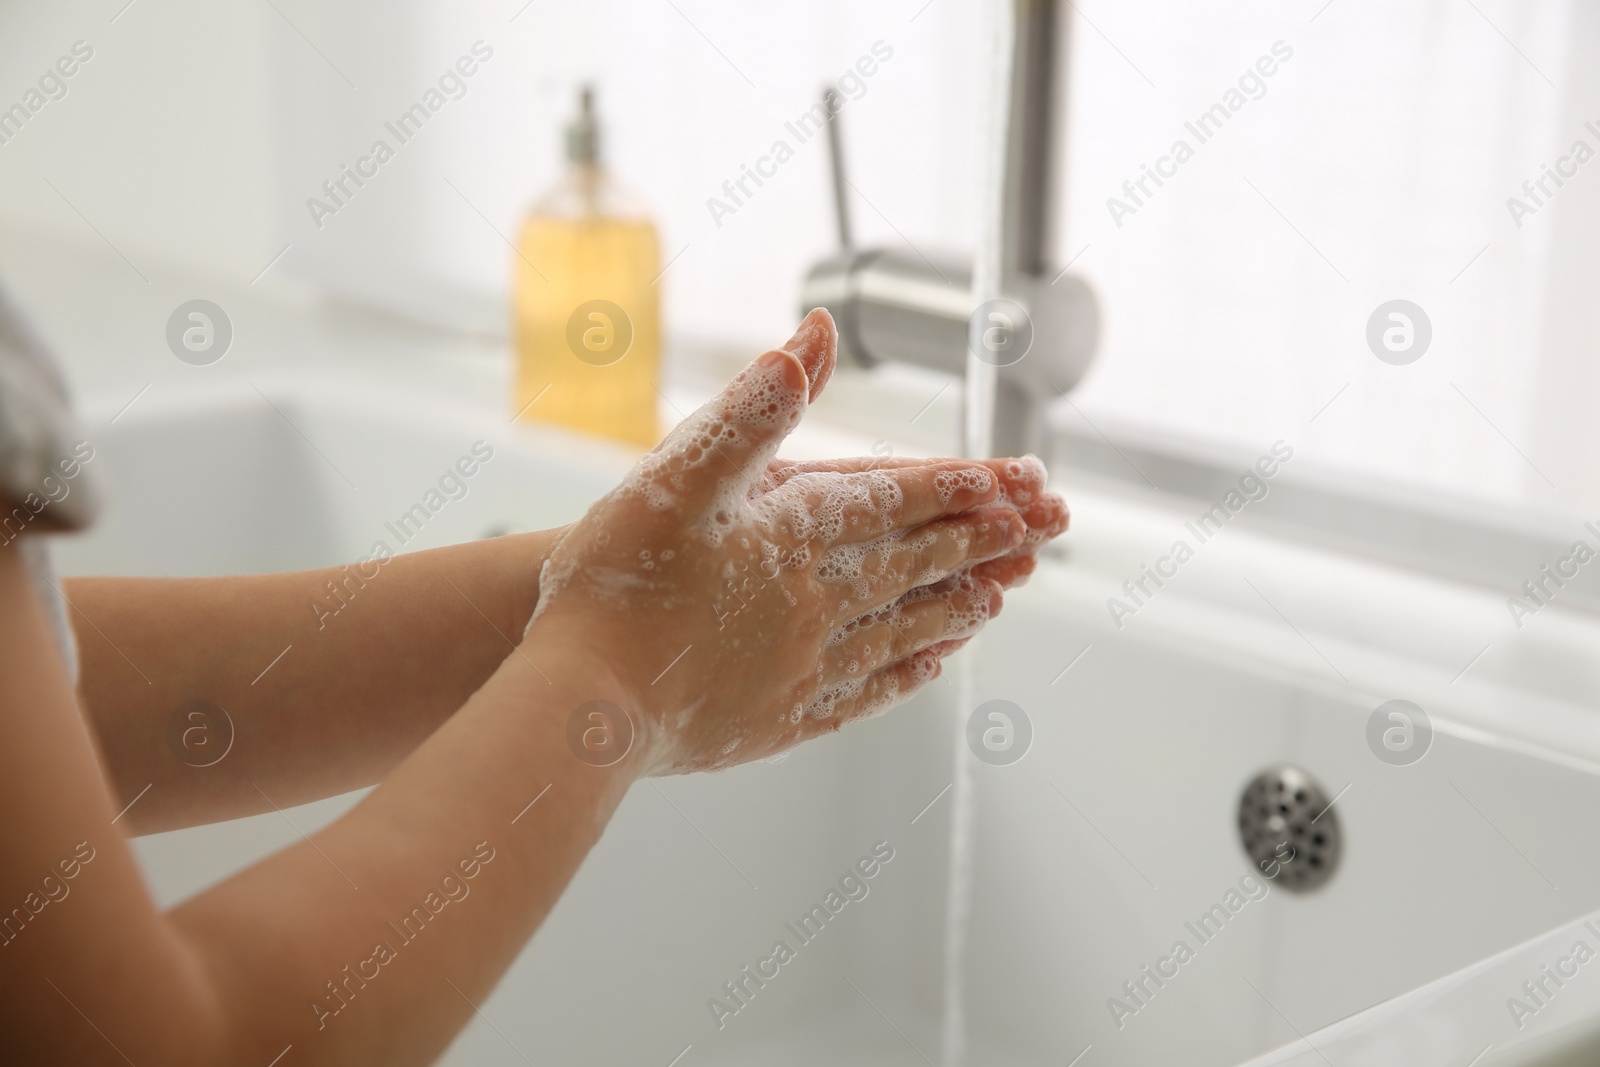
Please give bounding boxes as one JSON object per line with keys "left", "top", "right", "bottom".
{"left": 1, "top": 0, "right": 1596, "bottom": 523}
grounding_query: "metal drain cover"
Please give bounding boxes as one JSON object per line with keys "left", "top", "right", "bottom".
{"left": 1237, "top": 765, "right": 1342, "bottom": 893}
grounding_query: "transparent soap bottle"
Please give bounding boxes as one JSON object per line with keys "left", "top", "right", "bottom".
{"left": 513, "top": 87, "right": 660, "bottom": 447}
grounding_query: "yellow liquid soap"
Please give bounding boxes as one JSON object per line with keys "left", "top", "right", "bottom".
{"left": 513, "top": 91, "right": 660, "bottom": 448}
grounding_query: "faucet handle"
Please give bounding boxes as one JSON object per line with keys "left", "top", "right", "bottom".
{"left": 796, "top": 0, "right": 1100, "bottom": 457}
{"left": 799, "top": 251, "right": 1098, "bottom": 420}
{"left": 821, "top": 87, "right": 854, "bottom": 252}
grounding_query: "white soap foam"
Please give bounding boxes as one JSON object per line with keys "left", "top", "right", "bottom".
{"left": 933, "top": 466, "right": 993, "bottom": 505}
{"left": 900, "top": 572, "right": 993, "bottom": 644}
{"left": 812, "top": 525, "right": 939, "bottom": 601}
{"left": 750, "top": 468, "right": 904, "bottom": 547}
{"left": 820, "top": 572, "right": 992, "bottom": 690}
{"left": 783, "top": 312, "right": 832, "bottom": 362}
{"left": 802, "top": 647, "right": 936, "bottom": 723}
{"left": 525, "top": 357, "right": 810, "bottom": 633}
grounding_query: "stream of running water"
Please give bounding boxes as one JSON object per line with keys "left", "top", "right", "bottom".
{"left": 940, "top": 6, "right": 1014, "bottom": 1064}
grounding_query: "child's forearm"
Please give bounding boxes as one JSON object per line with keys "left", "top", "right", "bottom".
{"left": 64, "top": 527, "right": 565, "bottom": 834}
{"left": 168, "top": 640, "right": 637, "bottom": 1066}
{"left": 2, "top": 532, "right": 633, "bottom": 1066}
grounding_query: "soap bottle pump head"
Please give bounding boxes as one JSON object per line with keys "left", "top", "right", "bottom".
{"left": 566, "top": 85, "right": 600, "bottom": 165}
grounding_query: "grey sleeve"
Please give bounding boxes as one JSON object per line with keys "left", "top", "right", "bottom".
{"left": 0, "top": 284, "right": 100, "bottom": 682}
{"left": 0, "top": 284, "right": 97, "bottom": 536}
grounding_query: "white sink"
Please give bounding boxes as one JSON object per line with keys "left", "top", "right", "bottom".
{"left": 53, "top": 378, "right": 1600, "bottom": 1066}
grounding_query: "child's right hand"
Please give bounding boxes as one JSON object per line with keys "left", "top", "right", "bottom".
{"left": 523, "top": 309, "right": 1067, "bottom": 776}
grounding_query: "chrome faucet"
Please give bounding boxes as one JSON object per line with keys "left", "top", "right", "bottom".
{"left": 800, "top": 0, "right": 1098, "bottom": 457}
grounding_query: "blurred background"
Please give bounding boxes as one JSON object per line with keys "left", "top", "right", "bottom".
{"left": 1, "top": 0, "right": 1594, "bottom": 516}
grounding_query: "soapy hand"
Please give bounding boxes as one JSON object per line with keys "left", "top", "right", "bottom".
{"left": 523, "top": 309, "right": 1067, "bottom": 775}
{"left": 758, "top": 453, "right": 1067, "bottom": 591}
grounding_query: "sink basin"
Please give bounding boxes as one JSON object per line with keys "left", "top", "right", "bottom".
{"left": 52, "top": 378, "right": 1600, "bottom": 1066}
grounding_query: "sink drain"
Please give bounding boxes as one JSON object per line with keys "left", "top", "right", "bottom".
{"left": 1237, "top": 765, "right": 1342, "bottom": 893}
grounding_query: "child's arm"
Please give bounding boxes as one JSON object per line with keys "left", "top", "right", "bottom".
{"left": 64, "top": 526, "right": 566, "bottom": 834}
{"left": 0, "top": 528, "right": 641, "bottom": 1066}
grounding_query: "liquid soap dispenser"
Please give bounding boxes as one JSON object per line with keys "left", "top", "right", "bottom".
{"left": 513, "top": 86, "right": 660, "bottom": 447}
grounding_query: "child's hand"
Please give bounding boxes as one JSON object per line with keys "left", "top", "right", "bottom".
{"left": 759, "top": 453, "right": 1069, "bottom": 589}
{"left": 523, "top": 309, "right": 1067, "bottom": 775}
